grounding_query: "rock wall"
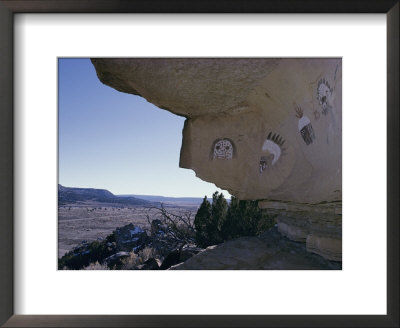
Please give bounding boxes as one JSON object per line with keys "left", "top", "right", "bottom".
{"left": 259, "top": 200, "right": 342, "bottom": 261}
{"left": 91, "top": 58, "right": 342, "bottom": 261}
{"left": 91, "top": 58, "right": 341, "bottom": 204}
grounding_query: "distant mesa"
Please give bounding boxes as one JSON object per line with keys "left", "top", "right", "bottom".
{"left": 120, "top": 194, "right": 213, "bottom": 205}
{"left": 58, "top": 184, "right": 150, "bottom": 206}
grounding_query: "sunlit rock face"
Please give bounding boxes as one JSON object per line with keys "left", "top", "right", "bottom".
{"left": 91, "top": 58, "right": 341, "bottom": 204}
{"left": 91, "top": 58, "right": 342, "bottom": 261}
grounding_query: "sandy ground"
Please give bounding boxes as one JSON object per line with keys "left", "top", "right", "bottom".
{"left": 58, "top": 203, "right": 198, "bottom": 258}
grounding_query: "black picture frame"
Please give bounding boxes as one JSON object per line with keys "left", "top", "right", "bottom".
{"left": 0, "top": 1, "right": 398, "bottom": 327}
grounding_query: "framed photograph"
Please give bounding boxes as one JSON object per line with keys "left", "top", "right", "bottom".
{"left": 0, "top": 1, "right": 398, "bottom": 327}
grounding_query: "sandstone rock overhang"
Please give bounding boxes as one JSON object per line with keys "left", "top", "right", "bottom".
{"left": 91, "top": 58, "right": 342, "bottom": 204}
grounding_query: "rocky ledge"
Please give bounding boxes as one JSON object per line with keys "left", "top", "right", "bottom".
{"left": 171, "top": 227, "right": 341, "bottom": 270}
{"left": 259, "top": 200, "right": 342, "bottom": 261}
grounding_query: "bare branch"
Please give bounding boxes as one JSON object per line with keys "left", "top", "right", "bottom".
{"left": 145, "top": 204, "right": 196, "bottom": 244}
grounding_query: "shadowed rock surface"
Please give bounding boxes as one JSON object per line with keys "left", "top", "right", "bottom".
{"left": 259, "top": 201, "right": 342, "bottom": 261}
{"left": 114, "top": 224, "right": 149, "bottom": 252}
{"left": 170, "top": 227, "right": 341, "bottom": 270}
{"left": 137, "top": 258, "right": 160, "bottom": 270}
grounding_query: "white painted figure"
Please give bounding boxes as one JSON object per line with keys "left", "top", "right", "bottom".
{"left": 213, "top": 139, "right": 234, "bottom": 160}
{"left": 317, "top": 78, "right": 333, "bottom": 115}
{"left": 260, "top": 133, "right": 285, "bottom": 173}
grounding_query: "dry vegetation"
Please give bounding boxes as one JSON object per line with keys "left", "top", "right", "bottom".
{"left": 58, "top": 204, "right": 198, "bottom": 258}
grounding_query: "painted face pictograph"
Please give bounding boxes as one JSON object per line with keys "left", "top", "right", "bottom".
{"left": 212, "top": 138, "right": 234, "bottom": 160}
{"left": 316, "top": 78, "right": 332, "bottom": 115}
{"left": 294, "top": 103, "right": 315, "bottom": 145}
{"left": 260, "top": 132, "right": 285, "bottom": 173}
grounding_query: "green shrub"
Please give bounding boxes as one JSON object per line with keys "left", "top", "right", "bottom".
{"left": 194, "top": 192, "right": 276, "bottom": 247}
{"left": 58, "top": 232, "right": 116, "bottom": 270}
{"left": 194, "top": 192, "right": 228, "bottom": 248}
{"left": 105, "top": 231, "right": 116, "bottom": 243}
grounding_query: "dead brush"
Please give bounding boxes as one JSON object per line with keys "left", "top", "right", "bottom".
{"left": 83, "top": 261, "right": 109, "bottom": 270}
{"left": 120, "top": 252, "right": 142, "bottom": 270}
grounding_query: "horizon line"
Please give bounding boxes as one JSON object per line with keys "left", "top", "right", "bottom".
{"left": 58, "top": 183, "right": 230, "bottom": 199}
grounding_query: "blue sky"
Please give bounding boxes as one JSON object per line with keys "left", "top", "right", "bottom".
{"left": 58, "top": 58, "right": 230, "bottom": 198}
